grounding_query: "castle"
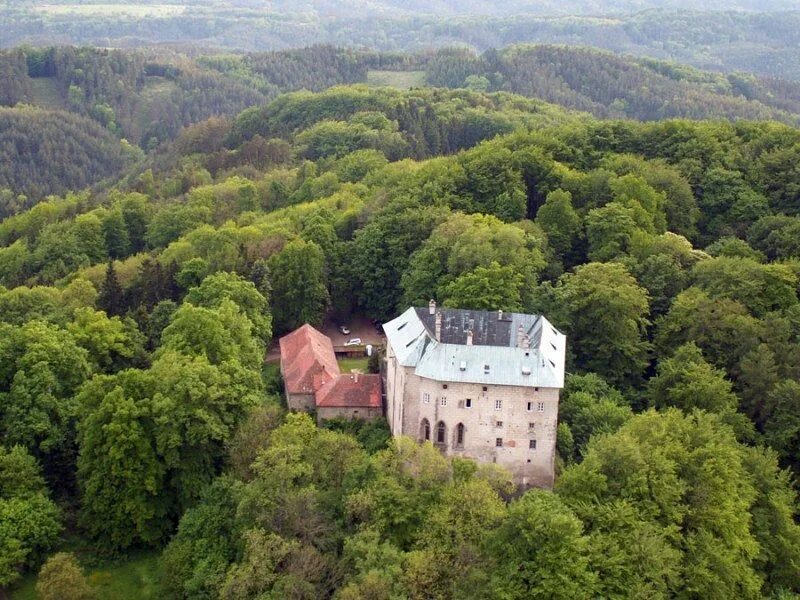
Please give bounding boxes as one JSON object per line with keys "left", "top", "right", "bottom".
{"left": 382, "top": 301, "right": 566, "bottom": 488}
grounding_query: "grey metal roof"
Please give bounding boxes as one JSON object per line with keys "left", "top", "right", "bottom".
{"left": 384, "top": 306, "right": 566, "bottom": 389}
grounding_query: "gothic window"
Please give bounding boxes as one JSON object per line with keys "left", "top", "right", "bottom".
{"left": 455, "top": 423, "right": 465, "bottom": 448}
{"left": 420, "top": 418, "right": 430, "bottom": 441}
{"left": 436, "top": 421, "right": 446, "bottom": 445}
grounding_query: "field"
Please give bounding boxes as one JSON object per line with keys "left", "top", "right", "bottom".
{"left": 11, "top": 548, "right": 164, "bottom": 600}
{"left": 33, "top": 4, "right": 185, "bottom": 17}
{"left": 366, "top": 70, "right": 427, "bottom": 89}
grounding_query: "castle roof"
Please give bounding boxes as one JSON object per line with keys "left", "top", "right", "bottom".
{"left": 279, "top": 324, "right": 340, "bottom": 395}
{"left": 383, "top": 306, "right": 566, "bottom": 389}
{"left": 316, "top": 373, "right": 382, "bottom": 408}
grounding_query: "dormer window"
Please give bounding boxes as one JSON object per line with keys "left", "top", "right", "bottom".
{"left": 483, "top": 364, "right": 490, "bottom": 374}
{"left": 459, "top": 361, "right": 466, "bottom": 371}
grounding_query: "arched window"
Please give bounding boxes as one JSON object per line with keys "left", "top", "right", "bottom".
{"left": 455, "top": 423, "right": 465, "bottom": 448}
{"left": 420, "top": 418, "right": 430, "bottom": 441}
{"left": 436, "top": 421, "right": 446, "bottom": 445}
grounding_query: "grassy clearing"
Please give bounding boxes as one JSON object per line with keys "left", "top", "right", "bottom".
{"left": 338, "top": 356, "right": 370, "bottom": 372}
{"left": 11, "top": 548, "right": 164, "bottom": 600}
{"left": 367, "top": 70, "right": 427, "bottom": 89}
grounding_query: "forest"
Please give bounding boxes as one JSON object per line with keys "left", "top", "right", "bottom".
{"left": 1, "top": 72, "right": 800, "bottom": 598}
{"left": 2, "top": 3, "right": 800, "bottom": 80}
{"left": 5, "top": 43, "right": 800, "bottom": 203}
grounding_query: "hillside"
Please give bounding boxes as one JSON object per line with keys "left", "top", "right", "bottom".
{"left": 0, "top": 106, "right": 129, "bottom": 202}
{"left": 2, "top": 5, "right": 800, "bottom": 80}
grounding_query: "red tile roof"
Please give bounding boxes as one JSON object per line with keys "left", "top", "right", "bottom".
{"left": 279, "top": 324, "right": 340, "bottom": 395}
{"left": 316, "top": 373, "right": 382, "bottom": 409}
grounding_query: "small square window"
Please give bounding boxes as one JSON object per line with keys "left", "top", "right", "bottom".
{"left": 441, "top": 397, "right": 447, "bottom": 406}
{"left": 528, "top": 422, "right": 535, "bottom": 430}
{"left": 465, "top": 398, "right": 472, "bottom": 408}
{"left": 495, "top": 399, "right": 502, "bottom": 410}
{"left": 534, "top": 386, "right": 539, "bottom": 391}
{"left": 529, "top": 439, "right": 537, "bottom": 450}
{"left": 442, "top": 384, "right": 448, "bottom": 389}
{"left": 496, "top": 421, "right": 503, "bottom": 428}
{"left": 537, "top": 402, "right": 545, "bottom": 413}
{"left": 496, "top": 438, "right": 503, "bottom": 447}
{"left": 482, "top": 386, "right": 488, "bottom": 392}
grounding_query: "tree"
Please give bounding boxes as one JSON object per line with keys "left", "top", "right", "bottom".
{"left": 488, "top": 490, "right": 596, "bottom": 599}
{"left": 97, "top": 261, "right": 124, "bottom": 317}
{"left": 648, "top": 343, "right": 738, "bottom": 414}
{"left": 267, "top": 239, "right": 329, "bottom": 333}
{"left": 36, "top": 553, "right": 94, "bottom": 600}
{"left": 585, "top": 202, "right": 641, "bottom": 262}
{"left": 102, "top": 209, "right": 131, "bottom": 259}
{"left": 761, "top": 381, "right": 800, "bottom": 474}
{"left": 0, "top": 446, "right": 61, "bottom": 587}
{"left": 77, "top": 352, "right": 261, "bottom": 550}
{"left": 535, "top": 189, "right": 582, "bottom": 261}
{"left": 557, "top": 262, "right": 651, "bottom": 386}
{"left": 0, "top": 321, "right": 91, "bottom": 481}
{"left": 557, "top": 410, "right": 763, "bottom": 599}
{"left": 159, "top": 299, "right": 263, "bottom": 370}
{"left": 441, "top": 262, "right": 524, "bottom": 312}
{"left": 186, "top": 271, "right": 272, "bottom": 344}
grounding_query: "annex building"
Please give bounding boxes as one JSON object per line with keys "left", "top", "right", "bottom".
{"left": 383, "top": 301, "right": 566, "bottom": 488}
{"left": 279, "top": 324, "right": 382, "bottom": 423}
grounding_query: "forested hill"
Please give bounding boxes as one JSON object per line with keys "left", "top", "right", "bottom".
{"left": 3, "top": 5, "right": 800, "bottom": 80}
{"left": 3, "top": 81, "right": 800, "bottom": 596}
{"left": 0, "top": 106, "right": 131, "bottom": 201}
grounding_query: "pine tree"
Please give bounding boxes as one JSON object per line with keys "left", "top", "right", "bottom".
{"left": 98, "top": 261, "right": 124, "bottom": 316}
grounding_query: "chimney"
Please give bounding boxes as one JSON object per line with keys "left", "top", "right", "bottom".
{"left": 435, "top": 311, "right": 442, "bottom": 341}
{"left": 522, "top": 334, "right": 530, "bottom": 350}
{"left": 498, "top": 309, "right": 503, "bottom": 321}
{"left": 428, "top": 299, "right": 436, "bottom": 315}
{"left": 466, "top": 329, "right": 473, "bottom": 346}
{"left": 517, "top": 324, "right": 525, "bottom": 348}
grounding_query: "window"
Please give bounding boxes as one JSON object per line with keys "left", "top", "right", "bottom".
{"left": 529, "top": 439, "right": 537, "bottom": 450}
{"left": 534, "top": 387, "right": 539, "bottom": 391}
{"left": 420, "top": 419, "right": 430, "bottom": 441}
{"left": 537, "top": 402, "right": 545, "bottom": 413}
{"left": 527, "top": 401, "right": 533, "bottom": 412}
{"left": 440, "top": 397, "right": 447, "bottom": 406}
{"left": 484, "top": 364, "right": 490, "bottom": 373}
{"left": 456, "top": 423, "right": 465, "bottom": 447}
{"left": 422, "top": 393, "right": 430, "bottom": 404}
{"left": 436, "top": 421, "right": 446, "bottom": 444}
{"left": 442, "top": 384, "right": 448, "bottom": 390}
{"left": 482, "top": 386, "right": 488, "bottom": 392}
{"left": 495, "top": 399, "right": 502, "bottom": 410}
{"left": 465, "top": 398, "right": 472, "bottom": 408}
{"left": 496, "top": 421, "right": 503, "bottom": 428}
{"left": 496, "top": 438, "right": 503, "bottom": 447}
{"left": 528, "top": 422, "right": 535, "bottom": 430}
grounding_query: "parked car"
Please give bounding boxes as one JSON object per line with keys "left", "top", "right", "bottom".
{"left": 344, "top": 338, "right": 362, "bottom": 346}
{"left": 339, "top": 325, "right": 351, "bottom": 335}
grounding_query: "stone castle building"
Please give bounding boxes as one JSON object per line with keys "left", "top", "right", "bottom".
{"left": 383, "top": 301, "right": 566, "bottom": 488}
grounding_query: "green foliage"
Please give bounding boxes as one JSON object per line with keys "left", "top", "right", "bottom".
{"left": 0, "top": 446, "right": 61, "bottom": 587}
{"left": 556, "top": 262, "right": 651, "bottom": 386}
{"left": 267, "top": 239, "right": 330, "bottom": 333}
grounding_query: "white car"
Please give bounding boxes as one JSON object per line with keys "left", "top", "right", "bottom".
{"left": 344, "top": 338, "right": 362, "bottom": 347}
{"left": 339, "top": 325, "right": 351, "bottom": 335}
